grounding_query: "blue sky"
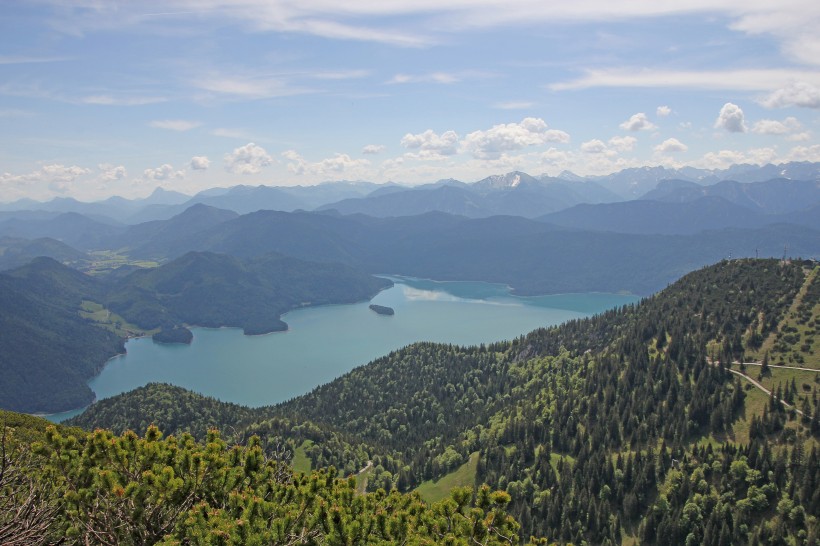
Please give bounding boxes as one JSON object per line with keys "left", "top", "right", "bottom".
{"left": 1, "top": 0, "right": 819, "bottom": 201}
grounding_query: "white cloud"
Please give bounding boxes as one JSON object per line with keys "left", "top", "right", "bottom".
{"left": 401, "top": 129, "right": 460, "bottom": 158}
{"left": 786, "top": 132, "right": 811, "bottom": 142}
{"left": 698, "top": 147, "right": 778, "bottom": 169}
{"left": 144, "top": 164, "right": 184, "bottom": 181}
{"left": 540, "top": 147, "right": 572, "bottom": 166}
{"left": 193, "top": 72, "right": 312, "bottom": 100}
{"left": 225, "top": 143, "right": 273, "bottom": 175}
{"left": 282, "top": 150, "right": 370, "bottom": 176}
{"left": 751, "top": 116, "right": 802, "bottom": 135}
{"left": 82, "top": 94, "right": 167, "bottom": 106}
{"left": 48, "top": 2, "right": 820, "bottom": 67}
{"left": 714, "top": 102, "right": 747, "bottom": 133}
{"left": 580, "top": 139, "right": 609, "bottom": 154}
{"left": 656, "top": 105, "right": 672, "bottom": 117}
{"left": 98, "top": 164, "right": 127, "bottom": 182}
{"left": 190, "top": 156, "right": 211, "bottom": 170}
{"left": 389, "top": 72, "right": 459, "bottom": 85}
{"left": 787, "top": 144, "right": 820, "bottom": 161}
{"left": 608, "top": 135, "right": 637, "bottom": 152}
{"left": 362, "top": 144, "right": 386, "bottom": 155}
{"left": 149, "top": 119, "right": 201, "bottom": 132}
{"left": 461, "top": 117, "right": 570, "bottom": 160}
{"left": 0, "top": 164, "right": 90, "bottom": 188}
{"left": 550, "top": 68, "right": 820, "bottom": 92}
{"left": 619, "top": 113, "right": 656, "bottom": 131}
{"left": 761, "top": 82, "right": 820, "bottom": 108}
{"left": 494, "top": 101, "right": 535, "bottom": 110}
{"left": 654, "top": 138, "right": 688, "bottom": 154}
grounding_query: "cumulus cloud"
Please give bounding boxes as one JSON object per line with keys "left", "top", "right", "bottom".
{"left": 149, "top": 119, "right": 201, "bottom": 132}
{"left": 698, "top": 148, "right": 778, "bottom": 169}
{"left": 580, "top": 139, "right": 609, "bottom": 154}
{"left": 461, "top": 117, "right": 570, "bottom": 160}
{"left": 760, "top": 81, "right": 820, "bottom": 109}
{"left": 656, "top": 105, "right": 672, "bottom": 117}
{"left": 787, "top": 144, "right": 820, "bottom": 162}
{"left": 540, "top": 147, "right": 572, "bottom": 166}
{"left": 362, "top": 144, "right": 385, "bottom": 155}
{"left": 401, "top": 129, "right": 460, "bottom": 159}
{"left": 714, "top": 102, "right": 747, "bottom": 133}
{"left": 283, "top": 150, "right": 370, "bottom": 176}
{"left": 608, "top": 135, "right": 637, "bottom": 152}
{"left": 98, "top": 164, "right": 126, "bottom": 182}
{"left": 619, "top": 113, "right": 656, "bottom": 131}
{"left": 224, "top": 143, "right": 273, "bottom": 175}
{"left": 0, "top": 164, "right": 91, "bottom": 189}
{"left": 190, "top": 156, "right": 211, "bottom": 170}
{"left": 654, "top": 138, "right": 688, "bottom": 154}
{"left": 144, "top": 164, "right": 184, "bottom": 181}
{"left": 751, "top": 116, "right": 802, "bottom": 135}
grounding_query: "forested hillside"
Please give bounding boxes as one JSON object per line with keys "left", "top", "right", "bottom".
{"left": 67, "top": 259, "right": 820, "bottom": 544}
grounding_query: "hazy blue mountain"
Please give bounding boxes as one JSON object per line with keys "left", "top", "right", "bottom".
{"left": 537, "top": 176, "right": 623, "bottom": 203}
{"left": 0, "top": 236, "right": 89, "bottom": 271}
{"left": 126, "top": 181, "right": 387, "bottom": 223}
{"left": 118, "top": 204, "right": 240, "bottom": 256}
{"left": 540, "top": 196, "right": 765, "bottom": 235}
{"left": 122, "top": 208, "right": 820, "bottom": 295}
{"left": 642, "top": 178, "right": 820, "bottom": 214}
{"left": 0, "top": 212, "right": 126, "bottom": 250}
{"left": 318, "top": 185, "right": 489, "bottom": 217}
{"left": 0, "top": 187, "right": 191, "bottom": 223}
{"left": 317, "top": 171, "right": 623, "bottom": 218}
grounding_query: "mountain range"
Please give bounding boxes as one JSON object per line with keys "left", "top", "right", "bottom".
{"left": 2, "top": 161, "right": 819, "bottom": 224}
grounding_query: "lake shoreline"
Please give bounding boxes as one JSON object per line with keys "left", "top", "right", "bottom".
{"left": 46, "top": 279, "right": 637, "bottom": 423}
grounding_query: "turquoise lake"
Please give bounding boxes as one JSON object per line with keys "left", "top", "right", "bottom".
{"left": 48, "top": 277, "right": 638, "bottom": 421}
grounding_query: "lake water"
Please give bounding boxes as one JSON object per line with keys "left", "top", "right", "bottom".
{"left": 48, "top": 277, "right": 637, "bottom": 422}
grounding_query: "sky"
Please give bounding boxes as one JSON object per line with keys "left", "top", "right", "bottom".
{"left": 1, "top": 0, "right": 819, "bottom": 202}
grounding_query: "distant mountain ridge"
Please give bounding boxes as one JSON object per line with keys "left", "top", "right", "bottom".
{"left": 2, "top": 161, "right": 817, "bottom": 222}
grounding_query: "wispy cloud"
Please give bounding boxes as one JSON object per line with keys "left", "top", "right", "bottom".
{"left": 550, "top": 68, "right": 820, "bottom": 92}
{"left": 493, "top": 101, "right": 535, "bottom": 110}
{"left": 149, "top": 119, "right": 202, "bottom": 131}
{"left": 82, "top": 94, "right": 168, "bottom": 106}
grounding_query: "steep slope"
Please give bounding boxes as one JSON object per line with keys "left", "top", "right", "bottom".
{"left": 0, "top": 258, "right": 124, "bottom": 413}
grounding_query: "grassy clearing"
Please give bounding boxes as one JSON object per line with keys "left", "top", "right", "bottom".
{"left": 415, "top": 452, "right": 479, "bottom": 504}
{"left": 751, "top": 266, "right": 819, "bottom": 370}
{"left": 355, "top": 465, "right": 373, "bottom": 495}
{"left": 79, "top": 300, "right": 153, "bottom": 337}
{"left": 84, "top": 250, "right": 160, "bottom": 276}
{"left": 291, "top": 440, "right": 313, "bottom": 474}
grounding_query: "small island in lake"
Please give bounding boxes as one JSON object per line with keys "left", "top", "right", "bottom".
{"left": 369, "top": 304, "right": 395, "bottom": 316}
